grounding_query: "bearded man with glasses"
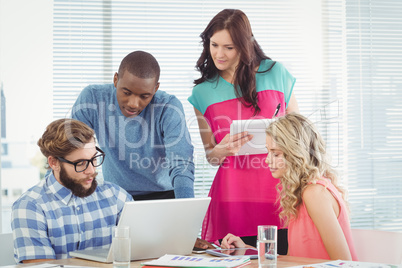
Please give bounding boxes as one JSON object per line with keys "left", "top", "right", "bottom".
{"left": 11, "top": 119, "right": 133, "bottom": 263}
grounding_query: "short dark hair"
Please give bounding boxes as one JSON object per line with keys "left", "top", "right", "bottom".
{"left": 118, "top": 51, "right": 160, "bottom": 82}
{"left": 37, "top": 119, "right": 95, "bottom": 159}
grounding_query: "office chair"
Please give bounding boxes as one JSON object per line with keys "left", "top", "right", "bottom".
{"left": 0, "top": 232, "right": 15, "bottom": 265}
{"left": 351, "top": 228, "right": 402, "bottom": 264}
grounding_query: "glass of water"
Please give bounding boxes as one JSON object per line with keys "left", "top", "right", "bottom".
{"left": 257, "top": 225, "right": 277, "bottom": 268}
{"left": 113, "top": 226, "right": 131, "bottom": 268}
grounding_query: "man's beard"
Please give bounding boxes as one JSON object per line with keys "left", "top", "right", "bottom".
{"left": 59, "top": 165, "right": 98, "bottom": 197}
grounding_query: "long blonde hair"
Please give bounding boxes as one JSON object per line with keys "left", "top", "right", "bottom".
{"left": 266, "top": 113, "right": 346, "bottom": 226}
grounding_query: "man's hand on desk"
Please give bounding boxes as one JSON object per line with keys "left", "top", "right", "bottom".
{"left": 194, "top": 237, "right": 216, "bottom": 249}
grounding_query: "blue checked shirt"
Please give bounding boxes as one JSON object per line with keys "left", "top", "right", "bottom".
{"left": 11, "top": 172, "right": 133, "bottom": 263}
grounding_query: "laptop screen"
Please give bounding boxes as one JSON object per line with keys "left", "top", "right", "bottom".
{"left": 70, "top": 197, "right": 211, "bottom": 262}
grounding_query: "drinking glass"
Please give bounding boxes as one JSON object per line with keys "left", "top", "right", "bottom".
{"left": 113, "top": 226, "right": 131, "bottom": 268}
{"left": 257, "top": 225, "right": 277, "bottom": 268}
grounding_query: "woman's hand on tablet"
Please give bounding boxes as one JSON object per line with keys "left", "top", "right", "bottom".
{"left": 221, "top": 233, "right": 247, "bottom": 249}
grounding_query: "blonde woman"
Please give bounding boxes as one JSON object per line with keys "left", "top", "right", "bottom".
{"left": 221, "top": 113, "right": 357, "bottom": 260}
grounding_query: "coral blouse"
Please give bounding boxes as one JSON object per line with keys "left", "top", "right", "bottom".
{"left": 288, "top": 179, "right": 358, "bottom": 260}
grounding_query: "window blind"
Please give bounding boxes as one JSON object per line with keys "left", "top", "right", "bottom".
{"left": 343, "top": 0, "right": 402, "bottom": 231}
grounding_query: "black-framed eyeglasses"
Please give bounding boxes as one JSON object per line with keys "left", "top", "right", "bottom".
{"left": 57, "top": 146, "right": 105, "bottom": 173}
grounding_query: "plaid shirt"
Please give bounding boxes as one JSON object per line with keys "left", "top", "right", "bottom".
{"left": 12, "top": 172, "right": 133, "bottom": 263}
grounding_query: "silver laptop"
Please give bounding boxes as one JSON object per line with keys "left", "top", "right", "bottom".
{"left": 69, "top": 197, "right": 211, "bottom": 262}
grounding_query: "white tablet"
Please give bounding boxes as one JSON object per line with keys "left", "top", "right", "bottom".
{"left": 229, "top": 119, "right": 273, "bottom": 155}
{"left": 206, "top": 248, "right": 259, "bottom": 259}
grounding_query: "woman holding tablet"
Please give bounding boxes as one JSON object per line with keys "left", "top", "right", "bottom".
{"left": 188, "top": 9, "right": 298, "bottom": 253}
{"left": 221, "top": 113, "right": 357, "bottom": 260}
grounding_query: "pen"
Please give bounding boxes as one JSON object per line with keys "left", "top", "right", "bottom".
{"left": 273, "top": 103, "right": 281, "bottom": 118}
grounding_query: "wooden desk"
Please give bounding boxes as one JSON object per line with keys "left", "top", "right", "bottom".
{"left": 6, "top": 255, "right": 329, "bottom": 268}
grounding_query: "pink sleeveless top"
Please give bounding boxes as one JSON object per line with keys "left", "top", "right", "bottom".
{"left": 288, "top": 179, "right": 358, "bottom": 260}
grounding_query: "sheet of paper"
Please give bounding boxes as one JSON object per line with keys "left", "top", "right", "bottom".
{"left": 142, "top": 254, "right": 251, "bottom": 268}
{"left": 229, "top": 119, "right": 273, "bottom": 155}
{"left": 291, "top": 260, "right": 402, "bottom": 268}
{"left": 31, "top": 264, "right": 93, "bottom": 268}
